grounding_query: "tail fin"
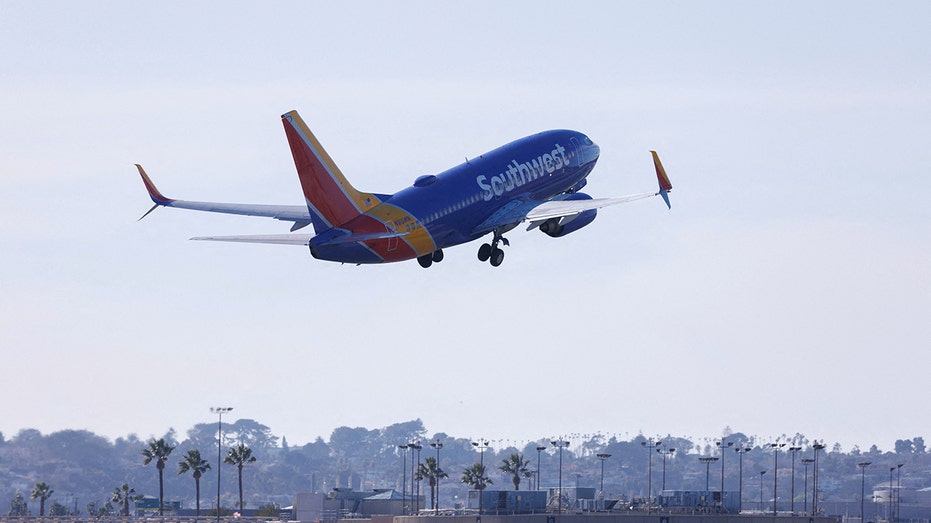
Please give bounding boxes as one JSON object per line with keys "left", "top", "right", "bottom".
{"left": 281, "top": 110, "right": 382, "bottom": 231}
{"left": 650, "top": 150, "right": 672, "bottom": 209}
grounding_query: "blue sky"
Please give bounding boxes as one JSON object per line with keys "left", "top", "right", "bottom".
{"left": 1, "top": 1, "right": 929, "bottom": 453}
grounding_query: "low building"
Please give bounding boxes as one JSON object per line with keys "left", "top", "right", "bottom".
{"left": 657, "top": 490, "right": 740, "bottom": 513}
{"left": 467, "top": 490, "right": 548, "bottom": 514}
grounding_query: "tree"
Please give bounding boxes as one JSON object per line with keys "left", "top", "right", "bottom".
{"left": 461, "top": 463, "right": 492, "bottom": 514}
{"left": 498, "top": 452, "right": 531, "bottom": 490}
{"left": 224, "top": 443, "right": 257, "bottom": 513}
{"left": 48, "top": 501, "right": 69, "bottom": 516}
{"left": 30, "top": 482, "right": 53, "bottom": 517}
{"left": 141, "top": 438, "right": 176, "bottom": 515}
{"left": 178, "top": 449, "right": 211, "bottom": 519}
{"left": 9, "top": 492, "right": 29, "bottom": 516}
{"left": 461, "top": 463, "right": 492, "bottom": 491}
{"left": 111, "top": 483, "right": 140, "bottom": 517}
{"left": 416, "top": 456, "right": 447, "bottom": 511}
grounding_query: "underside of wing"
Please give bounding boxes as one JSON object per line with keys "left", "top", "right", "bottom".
{"left": 525, "top": 193, "right": 655, "bottom": 223}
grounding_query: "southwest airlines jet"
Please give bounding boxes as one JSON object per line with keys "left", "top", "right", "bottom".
{"left": 135, "top": 110, "right": 672, "bottom": 268}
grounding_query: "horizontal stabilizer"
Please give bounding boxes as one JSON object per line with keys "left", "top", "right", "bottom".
{"left": 191, "top": 229, "right": 409, "bottom": 247}
{"left": 191, "top": 234, "right": 315, "bottom": 246}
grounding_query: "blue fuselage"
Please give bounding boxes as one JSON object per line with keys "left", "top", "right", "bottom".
{"left": 310, "top": 130, "right": 600, "bottom": 263}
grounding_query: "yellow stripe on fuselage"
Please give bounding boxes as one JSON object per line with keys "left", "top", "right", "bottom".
{"left": 366, "top": 203, "right": 436, "bottom": 256}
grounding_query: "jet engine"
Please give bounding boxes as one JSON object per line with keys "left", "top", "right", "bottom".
{"left": 538, "top": 193, "right": 597, "bottom": 238}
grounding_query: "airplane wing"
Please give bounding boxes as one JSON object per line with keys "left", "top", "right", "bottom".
{"left": 525, "top": 192, "right": 656, "bottom": 223}
{"left": 135, "top": 164, "right": 314, "bottom": 230}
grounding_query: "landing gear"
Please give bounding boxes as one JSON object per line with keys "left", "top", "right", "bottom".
{"left": 418, "top": 249, "right": 444, "bottom": 268}
{"left": 477, "top": 230, "right": 509, "bottom": 267}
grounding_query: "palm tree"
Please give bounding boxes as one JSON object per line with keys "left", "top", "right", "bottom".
{"left": 461, "top": 463, "right": 492, "bottom": 512}
{"left": 178, "top": 449, "right": 211, "bottom": 520}
{"left": 416, "top": 456, "right": 447, "bottom": 511}
{"left": 30, "top": 482, "right": 54, "bottom": 516}
{"left": 461, "top": 463, "right": 493, "bottom": 491}
{"left": 141, "top": 438, "right": 175, "bottom": 515}
{"left": 224, "top": 443, "right": 256, "bottom": 513}
{"left": 111, "top": 483, "right": 140, "bottom": 516}
{"left": 498, "top": 452, "right": 531, "bottom": 490}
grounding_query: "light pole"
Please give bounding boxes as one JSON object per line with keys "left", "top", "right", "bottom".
{"left": 210, "top": 407, "right": 233, "bottom": 523}
{"left": 896, "top": 463, "right": 903, "bottom": 522}
{"left": 657, "top": 445, "right": 676, "bottom": 491}
{"left": 889, "top": 466, "right": 895, "bottom": 522}
{"left": 812, "top": 442, "right": 825, "bottom": 515}
{"left": 596, "top": 453, "right": 612, "bottom": 497}
{"left": 759, "top": 471, "right": 767, "bottom": 512}
{"left": 771, "top": 443, "right": 785, "bottom": 515}
{"left": 430, "top": 439, "right": 443, "bottom": 512}
{"left": 399, "top": 444, "right": 409, "bottom": 515}
{"left": 788, "top": 446, "right": 801, "bottom": 514}
{"left": 410, "top": 442, "right": 422, "bottom": 513}
{"left": 699, "top": 457, "right": 719, "bottom": 491}
{"left": 641, "top": 438, "right": 660, "bottom": 508}
{"left": 536, "top": 446, "right": 547, "bottom": 491}
{"left": 859, "top": 461, "right": 872, "bottom": 523}
{"left": 802, "top": 458, "right": 815, "bottom": 514}
{"left": 472, "top": 439, "right": 489, "bottom": 514}
{"left": 472, "top": 439, "right": 490, "bottom": 469}
{"left": 551, "top": 439, "right": 569, "bottom": 513}
{"left": 735, "top": 446, "right": 751, "bottom": 513}
{"left": 716, "top": 438, "right": 733, "bottom": 507}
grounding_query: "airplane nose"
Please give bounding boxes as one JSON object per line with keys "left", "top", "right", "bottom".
{"left": 581, "top": 136, "right": 600, "bottom": 164}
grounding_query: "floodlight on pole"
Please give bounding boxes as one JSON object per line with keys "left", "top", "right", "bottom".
{"left": 210, "top": 407, "right": 233, "bottom": 523}
{"left": 596, "top": 453, "right": 612, "bottom": 496}
{"left": 858, "top": 461, "right": 872, "bottom": 523}
{"left": 551, "top": 439, "right": 569, "bottom": 513}
{"left": 657, "top": 445, "right": 676, "bottom": 492}
{"left": 801, "top": 458, "right": 815, "bottom": 514}
{"left": 535, "top": 446, "right": 547, "bottom": 491}
{"left": 788, "top": 446, "right": 802, "bottom": 514}
{"left": 641, "top": 438, "right": 661, "bottom": 508}
{"left": 735, "top": 445, "right": 752, "bottom": 513}
{"left": 429, "top": 439, "right": 443, "bottom": 512}
{"left": 699, "top": 457, "right": 719, "bottom": 491}
{"left": 716, "top": 438, "right": 734, "bottom": 507}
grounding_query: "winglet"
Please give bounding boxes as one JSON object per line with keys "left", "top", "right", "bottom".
{"left": 135, "top": 164, "right": 174, "bottom": 220}
{"left": 135, "top": 164, "right": 173, "bottom": 205}
{"left": 650, "top": 151, "right": 672, "bottom": 209}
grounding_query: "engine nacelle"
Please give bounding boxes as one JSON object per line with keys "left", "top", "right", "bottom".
{"left": 538, "top": 193, "right": 597, "bottom": 237}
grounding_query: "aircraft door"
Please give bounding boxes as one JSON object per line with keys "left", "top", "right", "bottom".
{"left": 386, "top": 223, "right": 398, "bottom": 252}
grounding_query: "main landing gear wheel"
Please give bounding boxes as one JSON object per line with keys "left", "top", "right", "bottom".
{"left": 418, "top": 250, "right": 444, "bottom": 268}
{"left": 477, "top": 243, "right": 492, "bottom": 262}
{"left": 478, "top": 230, "right": 509, "bottom": 267}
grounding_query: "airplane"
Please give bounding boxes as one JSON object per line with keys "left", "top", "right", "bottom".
{"left": 135, "top": 110, "right": 672, "bottom": 268}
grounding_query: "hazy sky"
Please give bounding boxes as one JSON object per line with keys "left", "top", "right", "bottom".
{"left": 2, "top": 1, "right": 929, "bottom": 453}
